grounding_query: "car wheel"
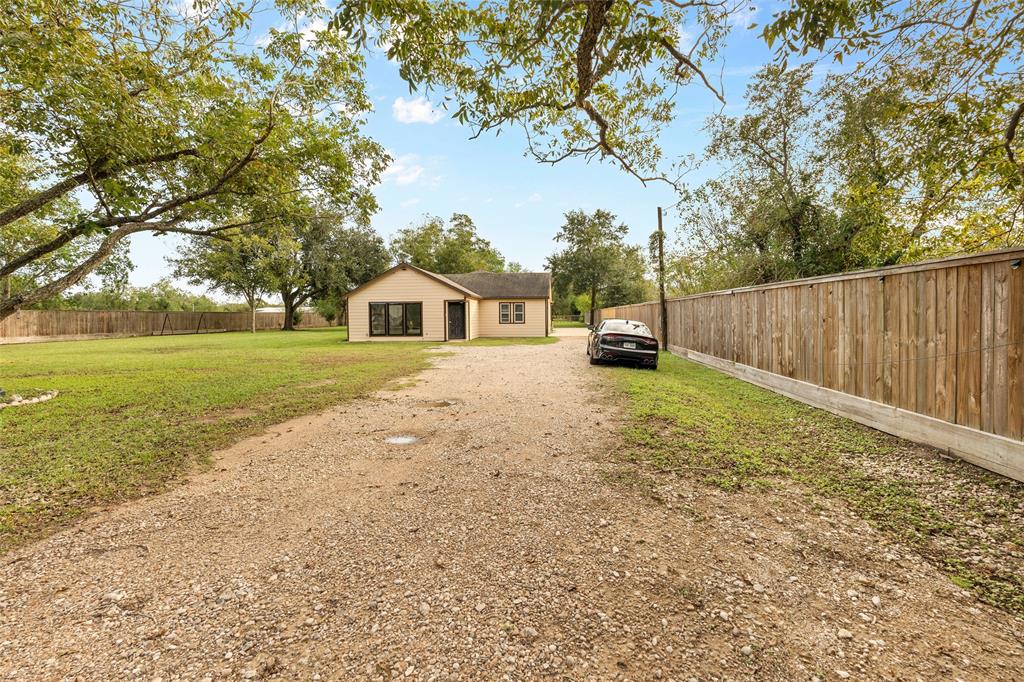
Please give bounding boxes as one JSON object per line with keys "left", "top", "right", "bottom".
{"left": 589, "top": 353, "right": 600, "bottom": 365}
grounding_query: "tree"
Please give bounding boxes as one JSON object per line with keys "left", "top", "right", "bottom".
{"left": 390, "top": 213, "right": 510, "bottom": 273}
{"left": 677, "top": 66, "right": 849, "bottom": 286}
{"left": 51, "top": 279, "right": 242, "bottom": 312}
{"left": 265, "top": 215, "right": 389, "bottom": 331}
{"left": 334, "top": 0, "right": 748, "bottom": 186}
{"left": 0, "top": 0, "right": 386, "bottom": 321}
{"left": 763, "top": 0, "right": 1024, "bottom": 217}
{"left": 171, "top": 228, "right": 275, "bottom": 333}
{"left": 604, "top": 244, "right": 655, "bottom": 307}
{"left": 546, "top": 209, "right": 642, "bottom": 322}
{"left": 824, "top": 73, "right": 1023, "bottom": 259}
{"left": 674, "top": 60, "right": 1023, "bottom": 296}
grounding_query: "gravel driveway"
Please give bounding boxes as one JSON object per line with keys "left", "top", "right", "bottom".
{"left": 1, "top": 332, "right": 1022, "bottom": 680}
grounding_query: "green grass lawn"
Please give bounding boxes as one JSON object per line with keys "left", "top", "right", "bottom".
{"left": 554, "top": 319, "right": 587, "bottom": 328}
{"left": 0, "top": 327, "right": 435, "bottom": 551}
{"left": 463, "top": 336, "right": 559, "bottom": 346}
{"left": 607, "top": 351, "right": 1024, "bottom": 617}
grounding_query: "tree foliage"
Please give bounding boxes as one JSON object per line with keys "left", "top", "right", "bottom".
{"left": 265, "top": 214, "right": 389, "bottom": 330}
{"left": 171, "top": 228, "right": 276, "bottom": 332}
{"left": 0, "top": 0, "right": 386, "bottom": 320}
{"left": 546, "top": 209, "right": 651, "bottom": 319}
{"left": 334, "top": 0, "right": 747, "bottom": 186}
{"left": 763, "top": 0, "right": 1024, "bottom": 206}
{"left": 42, "top": 278, "right": 248, "bottom": 313}
{"left": 390, "top": 213, "right": 514, "bottom": 273}
{"left": 674, "top": 62, "right": 1024, "bottom": 294}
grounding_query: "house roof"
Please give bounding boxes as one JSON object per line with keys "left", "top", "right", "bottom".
{"left": 344, "top": 264, "right": 552, "bottom": 300}
{"left": 443, "top": 271, "right": 551, "bottom": 299}
{"left": 344, "top": 262, "right": 481, "bottom": 299}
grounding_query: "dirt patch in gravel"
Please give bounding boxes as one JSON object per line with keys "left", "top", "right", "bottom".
{"left": 0, "top": 335, "right": 1021, "bottom": 681}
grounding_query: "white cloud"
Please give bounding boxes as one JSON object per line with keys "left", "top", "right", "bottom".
{"left": 382, "top": 154, "right": 426, "bottom": 185}
{"left": 392, "top": 96, "right": 443, "bottom": 124}
{"left": 514, "top": 192, "right": 543, "bottom": 208}
{"left": 255, "top": 16, "right": 328, "bottom": 50}
{"left": 297, "top": 18, "right": 328, "bottom": 49}
{"left": 729, "top": 3, "right": 760, "bottom": 28}
{"left": 175, "top": 0, "right": 206, "bottom": 21}
{"left": 676, "top": 25, "right": 695, "bottom": 52}
{"left": 400, "top": 198, "right": 421, "bottom": 208}
{"left": 381, "top": 153, "right": 442, "bottom": 188}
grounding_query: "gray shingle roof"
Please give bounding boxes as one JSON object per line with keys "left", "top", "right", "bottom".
{"left": 443, "top": 271, "right": 551, "bottom": 299}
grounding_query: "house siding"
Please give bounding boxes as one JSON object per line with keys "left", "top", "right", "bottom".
{"left": 467, "top": 298, "right": 480, "bottom": 340}
{"left": 347, "top": 266, "right": 471, "bottom": 342}
{"left": 476, "top": 299, "right": 550, "bottom": 337}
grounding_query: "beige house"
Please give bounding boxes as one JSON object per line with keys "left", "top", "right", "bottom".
{"left": 345, "top": 263, "right": 552, "bottom": 342}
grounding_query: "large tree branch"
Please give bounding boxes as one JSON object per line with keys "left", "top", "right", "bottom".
{"left": 0, "top": 222, "right": 156, "bottom": 319}
{"left": 0, "top": 224, "right": 94, "bottom": 279}
{"left": 574, "top": 0, "right": 614, "bottom": 99}
{"left": 0, "top": 148, "right": 199, "bottom": 230}
{"left": 1, "top": 121, "right": 272, "bottom": 280}
{"left": 1005, "top": 100, "right": 1024, "bottom": 172}
{"left": 0, "top": 215, "right": 269, "bottom": 320}
{"left": 660, "top": 38, "right": 725, "bottom": 104}
{"left": 565, "top": 1, "right": 680, "bottom": 188}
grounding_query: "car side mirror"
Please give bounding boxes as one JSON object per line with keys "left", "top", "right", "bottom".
{"left": 586, "top": 324, "right": 594, "bottom": 330}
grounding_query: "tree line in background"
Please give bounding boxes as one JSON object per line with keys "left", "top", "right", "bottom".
{"left": 32, "top": 279, "right": 255, "bottom": 315}
{"left": 30, "top": 203, "right": 648, "bottom": 326}
{"left": 2, "top": 0, "right": 1021, "bottom": 322}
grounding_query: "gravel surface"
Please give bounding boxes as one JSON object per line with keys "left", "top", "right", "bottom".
{"left": 1, "top": 331, "right": 1022, "bottom": 681}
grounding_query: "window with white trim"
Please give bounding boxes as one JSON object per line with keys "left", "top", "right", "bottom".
{"left": 499, "top": 301, "right": 525, "bottom": 324}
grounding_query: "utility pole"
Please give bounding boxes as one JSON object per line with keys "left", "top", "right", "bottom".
{"left": 656, "top": 207, "right": 668, "bottom": 351}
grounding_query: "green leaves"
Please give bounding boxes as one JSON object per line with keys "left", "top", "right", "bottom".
{"left": 1, "top": 0, "right": 386, "bottom": 317}
{"left": 390, "top": 214, "right": 511, "bottom": 274}
{"left": 547, "top": 209, "right": 650, "bottom": 311}
{"left": 329, "top": 0, "right": 735, "bottom": 185}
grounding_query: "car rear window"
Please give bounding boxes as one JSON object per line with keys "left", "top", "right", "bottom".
{"left": 602, "top": 322, "right": 652, "bottom": 335}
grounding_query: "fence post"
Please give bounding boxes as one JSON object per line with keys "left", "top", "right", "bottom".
{"left": 657, "top": 206, "right": 668, "bottom": 351}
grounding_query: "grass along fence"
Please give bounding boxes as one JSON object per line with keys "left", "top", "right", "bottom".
{"left": 599, "top": 248, "right": 1024, "bottom": 482}
{"left": 0, "top": 309, "right": 331, "bottom": 344}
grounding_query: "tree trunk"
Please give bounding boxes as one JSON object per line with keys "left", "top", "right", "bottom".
{"left": 282, "top": 293, "right": 295, "bottom": 331}
{"left": 250, "top": 299, "right": 257, "bottom": 334}
{"left": 590, "top": 283, "right": 597, "bottom": 325}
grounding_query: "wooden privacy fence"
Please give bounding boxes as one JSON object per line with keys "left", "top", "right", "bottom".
{"left": 0, "top": 309, "right": 331, "bottom": 343}
{"left": 599, "top": 248, "right": 1024, "bottom": 482}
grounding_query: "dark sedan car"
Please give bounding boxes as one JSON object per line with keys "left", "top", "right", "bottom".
{"left": 587, "top": 319, "right": 660, "bottom": 369}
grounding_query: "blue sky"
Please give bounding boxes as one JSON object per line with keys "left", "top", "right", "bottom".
{"left": 127, "top": 6, "right": 823, "bottom": 298}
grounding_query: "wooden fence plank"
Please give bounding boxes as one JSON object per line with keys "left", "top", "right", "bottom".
{"left": 981, "top": 263, "right": 995, "bottom": 432}
{"left": 1009, "top": 261, "right": 1024, "bottom": 440}
{"left": 957, "top": 265, "right": 983, "bottom": 429}
{"left": 992, "top": 261, "right": 1010, "bottom": 436}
